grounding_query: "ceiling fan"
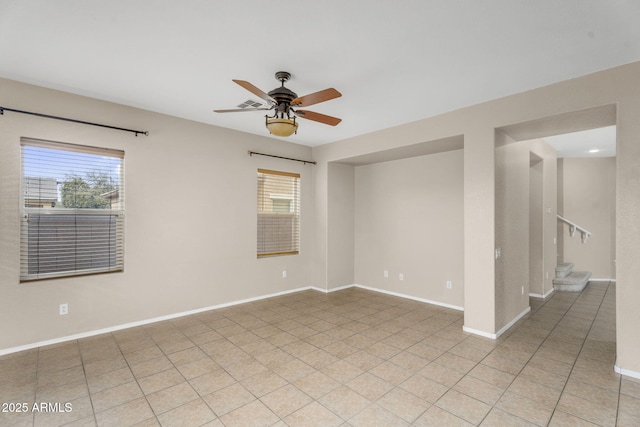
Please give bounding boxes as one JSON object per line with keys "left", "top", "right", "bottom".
{"left": 214, "top": 71, "right": 342, "bottom": 137}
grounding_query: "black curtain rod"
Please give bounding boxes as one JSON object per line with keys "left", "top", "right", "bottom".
{"left": 0, "top": 106, "right": 149, "bottom": 137}
{"left": 248, "top": 150, "right": 316, "bottom": 165}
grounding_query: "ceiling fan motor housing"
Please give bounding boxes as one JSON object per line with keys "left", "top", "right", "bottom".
{"left": 268, "top": 85, "right": 297, "bottom": 117}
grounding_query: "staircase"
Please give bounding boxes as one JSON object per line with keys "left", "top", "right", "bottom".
{"left": 553, "top": 262, "right": 591, "bottom": 292}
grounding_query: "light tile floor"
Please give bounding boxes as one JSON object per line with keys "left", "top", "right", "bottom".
{"left": 2, "top": 282, "right": 640, "bottom": 426}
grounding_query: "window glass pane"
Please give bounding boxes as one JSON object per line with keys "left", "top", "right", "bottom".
{"left": 257, "top": 169, "right": 300, "bottom": 257}
{"left": 23, "top": 144, "right": 123, "bottom": 209}
{"left": 20, "top": 138, "right": 125, "bottom": 281}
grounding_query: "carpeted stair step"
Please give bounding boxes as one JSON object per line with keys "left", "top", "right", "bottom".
{"left": 555, "top": 262, "right": 574, "bottom": 279}
{"left": 553, "top": 271, "right": 591, "bottom": 292}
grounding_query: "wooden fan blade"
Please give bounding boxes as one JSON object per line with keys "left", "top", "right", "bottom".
{"left": 214, "top": 107, "right": 272, "bottom": 113}
{"left": 296, "top": 110, "right": 342, "bottom": 126}
{"left": 291, "top": 88, "right": 341, "bottom": 107}
{"left": 233, "top": 80, "right": 277, "bottom": 105}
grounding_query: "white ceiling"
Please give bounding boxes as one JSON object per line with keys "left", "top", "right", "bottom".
{"left": 0, "top": 1, "right": 638, "bottom": 148}
{"left": 543, "top": 126, "right": 617, "bottom": 158}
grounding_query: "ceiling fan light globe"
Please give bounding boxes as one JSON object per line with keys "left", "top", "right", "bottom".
{"left": 266, "top": 118, "right": 298, "bottom": 137}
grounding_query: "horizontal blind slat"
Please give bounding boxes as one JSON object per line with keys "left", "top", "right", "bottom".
{"left": 257, "top": 170, "right": 300, "bottom": 257}
{"left": 20, "top": 138, "right": 125, "bottom": 281}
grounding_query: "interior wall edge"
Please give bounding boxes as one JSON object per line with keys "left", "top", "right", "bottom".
{"left": 614, "top": 364, "right": 640, "bottom": 380}
{"left": 349, "top": 284, "right": 464, "bottom": 311}
{"left": 529, "top": 288, "right": 556, "bottom": 299}
{"left": 464, "top": 305, "right": 531, "bottom": 340}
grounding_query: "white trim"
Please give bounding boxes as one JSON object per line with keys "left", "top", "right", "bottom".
{"left": 0, "top": 286, "right": 318, "bottom": 356}
{"left": 463, "top": 306, "right": 531, "bottom": 340}
{"left": 324, "top": 284, "right": 355, "bottom": 293}
{"left": 496, "top": 306, "right": 531, "bottom": 337}
{"left": 529, "top": 287, "right": 555, "bottom": 299}
{"left": 462, "top": 326, "right": 496, "bottom": 340}
{"left": 615, "top": 364, "right": 640, "bottom": 380}
{"left": 1, "top": 283, "right": 466, "bottom": 356}
{"left": 590, "top": 278, "right": 616, "bottom": 282}
{"left": 346, "top": 284, "right": 464, "bottom": 311}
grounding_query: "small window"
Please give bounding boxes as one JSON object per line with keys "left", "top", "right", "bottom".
{"left": 257, "top": 169, "right": 300, "bottom": 257}
{"left": 20, "top": 138, "right": 125, "bottom": 281}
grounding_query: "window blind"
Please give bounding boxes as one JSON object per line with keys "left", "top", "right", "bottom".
{"left": 20, "top": 138, "right": 125, "bottom": 281}
{"left": 257, "top": 169, "right": 300, "bottom": 257}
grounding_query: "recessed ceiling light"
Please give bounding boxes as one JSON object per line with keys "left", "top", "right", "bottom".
{"left": 588, "top": 149, "right": 600, "bottom": 153}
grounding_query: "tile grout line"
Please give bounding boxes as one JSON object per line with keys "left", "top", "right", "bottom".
{"left": 547, "top": 281, "right": 614, "bottom": 425}
{"left": 78, "top": 338, "right": 100, "bottom": 427}
{"left": 32, "top": 345, "right": 40, "bottom": 427}
{"left": 191, "top": 311, "right": 290, "bottom": 423}
{"left": 156, "top": 323, "right": 229, "bottom": 422}
{"left": 468, "top": 285, "right": 593, "bottom": 425}
{"left": 16, "top": 284, "right": 620, "bottom": 426}
{"left": 464, "top": 297, "right": 563, "bottom": 425}
{"left": 606, "top": 282, "right": 623, "bottom": 427}
{"left": 115, "top": 329, "right": 173, "bottom": 426}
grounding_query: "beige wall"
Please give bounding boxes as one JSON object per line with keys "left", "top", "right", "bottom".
{"left": 558, "top": 157, "right": 616, "bottom": 279}
{"left": 557, "top": 159, "right": 565, "bottom": 264}
{"left": 495, "top": 140, "right": 530, "bottom": 328}
{"left": 327, "top": 162, "right": 355, "bottom": 288}
{"left": 353, "top": 151, "right": 464, "bottom": 307}
{"left": 313, "top": 62, "right": 640, "bottom": 374}
{"left": 530, "top": 139, "right": 558, "bottom": 299}
{"left": 615, "top": 95, "right": 640, "bottom": 375}
{"left": 530, "top": 156, "right": 544, "bottom": 295}
{"left": 494, "top": 136, "right": 557, "bottom": 330}
{"left": 0, "top": 78, "right": 314, "bottom": 350}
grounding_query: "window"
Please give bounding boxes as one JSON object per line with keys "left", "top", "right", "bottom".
{"left": 257, "top": 169, "right": 300, "bottom": 257}
{"left": 20, "top": 138, "right": 124, "bottom": 281}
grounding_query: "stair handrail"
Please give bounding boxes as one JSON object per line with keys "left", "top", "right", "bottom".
{"left": 557, "top": 215, "right": 591, "bottom": 243}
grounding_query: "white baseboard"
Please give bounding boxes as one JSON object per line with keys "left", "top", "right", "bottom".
{"left": 496, "top": 306, "right": 531, "bottom": 337}
{"left": 461, "top": 326, "right": 496, "bottom": 340}
{"left": 615, "top": 363, "right": 640, "bottom": 380}
{"left": 0, "top": 286, "right": 319, "bottom": 356}
{"left": 0, "top": 283, "right": 510, "bottom": 356}
{"left": 345, "top": 284, "right": 464, "bottom": 311}
{"left": 529, "top": 287, "right": 555, "bottom": 299}
{"left": 463, "top": 306, "right": 531, "bottom": 340}
{"left": 0, "top": 284, "right": 464, "bottom": 356}
{"left": 323, "top": 284, "right": 355, "bottom": 293}
{"left": 529, "top": 279, "right": 616, "bottom": 299}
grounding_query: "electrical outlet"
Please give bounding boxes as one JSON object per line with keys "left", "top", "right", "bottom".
{"left": 546, "top": 271, "right": 549, "bottom": 280}
{"left": 282, "top": 270, "right": 287, "bottom": 278}
{"left": 59, "top": 303, "right": 68, "bottom": 315}
{"left": 383, "top": 270, "right": 389, "bottom": 278}
{"left": 399, "top": 273, "right": 404, "bottom": 281}
{"left": 521, "top": 286, "right": 525, "bottom": 295}
{"left": 495, "top": 248, "right": 501, "bottom": 260}
{"left": 446, "top": 281, "right": 452, "bottom": 289}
